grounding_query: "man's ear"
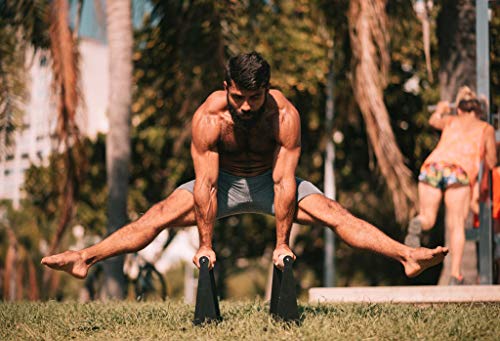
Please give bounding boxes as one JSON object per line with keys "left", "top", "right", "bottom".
{"left": 223, "top": 81, "right": 228, "bottom": 90}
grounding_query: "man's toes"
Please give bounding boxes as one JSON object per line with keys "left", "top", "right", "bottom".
{"left": 435, "top": 246, "right": 448, "bottom": 255}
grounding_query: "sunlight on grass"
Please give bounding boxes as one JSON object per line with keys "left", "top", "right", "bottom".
{"left": 2, "top": 300, "right": 500, "bottom": 340}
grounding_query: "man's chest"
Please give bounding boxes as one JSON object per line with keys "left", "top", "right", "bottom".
{"left": 218, "top": 122, "right": 277, "bottom": 155}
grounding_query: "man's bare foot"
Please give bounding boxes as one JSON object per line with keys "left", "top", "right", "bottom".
{"left": 41, "top": 250, "right": 89, "bottom": 279}
{"left": 403, "top": 246, "right": 449, "bottom": 278}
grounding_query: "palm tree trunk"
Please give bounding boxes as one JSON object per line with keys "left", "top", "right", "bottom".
{"left": 43, "top": 0, "right": 83, "bottom": 294}
{"left": 348, "top": 0, "right": 417, "bottom": 223}
{"left": 102, "top": 0, "right": 133, "bottom": 299}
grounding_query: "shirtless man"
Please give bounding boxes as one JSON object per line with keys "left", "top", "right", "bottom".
{"left": 42, "top": 52, "right": 447, "bottom": 280}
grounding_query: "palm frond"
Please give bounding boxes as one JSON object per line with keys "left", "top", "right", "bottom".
{"left": 0, "top": 20, "right": 26, "bottom": 158}
{"left": 50, "top": 0, "right": 79, "bottom": 144}
{"left": 0, "top": 0, "right": 51, "bottom": 157}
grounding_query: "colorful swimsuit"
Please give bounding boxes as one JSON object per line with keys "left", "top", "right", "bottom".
{"left": 418, "top": 161, "right": 469, "bottom": 189}
{"left": 419, "top": 116, "right": 490, "bottom": 189}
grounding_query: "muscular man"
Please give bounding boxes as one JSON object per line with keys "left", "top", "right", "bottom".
{"left": 42, "top": 52, "right": 447, "bottom": 280}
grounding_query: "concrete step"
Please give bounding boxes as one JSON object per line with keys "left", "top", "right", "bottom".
{"left": 309, "top": 285, "right": 500, "bottom": 303}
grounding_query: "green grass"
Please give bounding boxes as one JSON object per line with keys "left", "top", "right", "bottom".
{"left": 2, "top": 300, "right": 500, "bottom": 340}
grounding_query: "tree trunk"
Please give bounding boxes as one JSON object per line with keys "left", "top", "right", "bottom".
{"left": 348, "top": 0, "right": 417, "bottom": 223}
{"left": 102, "top": 0, "right": 133, "bottom": 299}
{"left": 43, "top": 0, "right": 83, "bottom": 294}
{"left": 3, "top": 227, "right": 18, "bottom": 301}
{"left": 437, "top": 0, "right": 477, "bottom": 285}
{"left": 437, "top": 0, "right": 476, "bottom": 101}
{"left": 27, "top": 257, "right": 40, "bottom": 300}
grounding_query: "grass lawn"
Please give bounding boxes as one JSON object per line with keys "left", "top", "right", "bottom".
{"left": 1, "top": 300, "right": 499, "bottom": 340}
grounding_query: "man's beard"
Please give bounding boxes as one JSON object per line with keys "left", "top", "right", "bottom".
{"left": 227, "top": 94, "right": 266, "bottom": 129}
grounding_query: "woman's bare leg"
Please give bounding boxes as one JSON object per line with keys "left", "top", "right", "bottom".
{"left": 416, "top": 182, "right": 443, "bottom": 230}
{"left": 404, "top": 182, "right": 443, "bottom": 247}
{"left": 41, "top": 189, "right": 196, "bottom": 278}
{"left": 443, "top": 185, "right": 470, "bottom": 280}
{"left": 296, "top": 194, "right": 448, "bottom": 278}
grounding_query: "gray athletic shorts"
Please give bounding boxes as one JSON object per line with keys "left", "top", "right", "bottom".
{"left": 177, "top": 170, "right": 322, "bottom": 218}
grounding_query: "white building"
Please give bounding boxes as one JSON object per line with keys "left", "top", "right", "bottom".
{"left": 0, "top": 38, "right": 109, "bottom": 207}
{"left": 0, "top": 0, "right": 151, "bottom": 207}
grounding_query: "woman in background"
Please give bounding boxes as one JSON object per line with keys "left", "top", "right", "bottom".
{"left": 405, "top": 87, "right": 497, "bottom": 285}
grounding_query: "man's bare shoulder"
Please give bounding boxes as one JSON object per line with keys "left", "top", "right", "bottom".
{"left": 192, "top": 91, "right": 225, "bottom": 145}
{"left": 200, "top": 91, "right": 227, "bottom": 116}
{"left": 268, "top": 90, "right": 300, "bottom": 145}
{"left": 269, "top": 89, "right": 299, "bottom": 120}
{"left": 269, "top": 89, "right": 291, "bottom": 109}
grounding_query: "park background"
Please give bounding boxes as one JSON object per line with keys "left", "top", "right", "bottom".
{"left": 0, "top": 0, "right": 499, "bottom": 302}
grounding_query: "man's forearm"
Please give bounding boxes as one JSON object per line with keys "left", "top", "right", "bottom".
{"left": 274, "top": 178, "right": 297, "bottom": 246}
{"left": 194, "top": 184, "right": 217, "bottom": 248}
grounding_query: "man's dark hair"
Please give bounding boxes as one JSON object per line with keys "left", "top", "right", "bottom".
{"left": 225, "top": 52, "right": 270, "bottom": 90}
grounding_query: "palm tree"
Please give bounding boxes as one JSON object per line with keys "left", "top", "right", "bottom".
{"left": 40, "top": 0, "right": 86, "bottom": 296}
{"left": 0, "top": 0, "right": 84, "bottom": 299}
{"left": 0, "top": 0, "right": 49, "bottom": 158}
{"left": 101, "top": 0, "right": 133, "bottom": 299}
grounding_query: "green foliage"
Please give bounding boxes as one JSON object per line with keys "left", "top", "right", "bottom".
{"left": 21, "top": 136, "right": 107, "bottom": 239}
{"left": 0, "top": 1, "right": 51, "bottom": 151}
{"left": 0, "top": 0, "right": 51, "bottom": 49}
{"left": 492, "top": 6, "right": 500, "bottom": 113}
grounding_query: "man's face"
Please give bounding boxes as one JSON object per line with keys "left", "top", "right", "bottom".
{"left": 225, "top": 81, "right": 268, "bottom": 122}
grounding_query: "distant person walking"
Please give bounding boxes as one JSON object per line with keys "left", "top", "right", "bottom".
{"left": 405, "top": 87, "right": 497, "bottom": 285}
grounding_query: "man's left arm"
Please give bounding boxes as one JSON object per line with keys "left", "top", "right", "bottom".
{"left": 272, "top": 102, "right": 301, "bottom": 269}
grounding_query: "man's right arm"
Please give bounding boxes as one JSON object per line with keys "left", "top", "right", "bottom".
{"left": 191, "top": 106, "right": 220, "bottom": 269}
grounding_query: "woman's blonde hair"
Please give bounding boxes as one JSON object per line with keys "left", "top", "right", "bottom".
{"left": 454, "top": 86, "right": 477, "bottom": 106}
{"left": 455, "top": 86, "right": 484, "bottom": 118}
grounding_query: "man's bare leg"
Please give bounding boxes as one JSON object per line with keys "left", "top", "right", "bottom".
{"left": 41, "top": 189, "right": 196, "bottom": 278}
{"left": 297, "top": 194, "right": 448, "bottom": 278}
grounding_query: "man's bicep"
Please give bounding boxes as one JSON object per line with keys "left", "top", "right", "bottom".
{"left": 191, "top": 112, "right": 220, "bottom": 183}
{"left": 191, "top": 140, "right": 219, "bottom": 186}
{"left": 273, "top": 105, "right": 301, "bottom": 180}
{"left": 273, "top": 145, "right": 300, "bottom": 181}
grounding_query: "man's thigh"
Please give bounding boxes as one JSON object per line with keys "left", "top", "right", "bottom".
{"left": 165, "top": 188, "right": 197, "bottom": 227}
{"left": 296, "top": 193, "right": 332, "bottom": 225}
